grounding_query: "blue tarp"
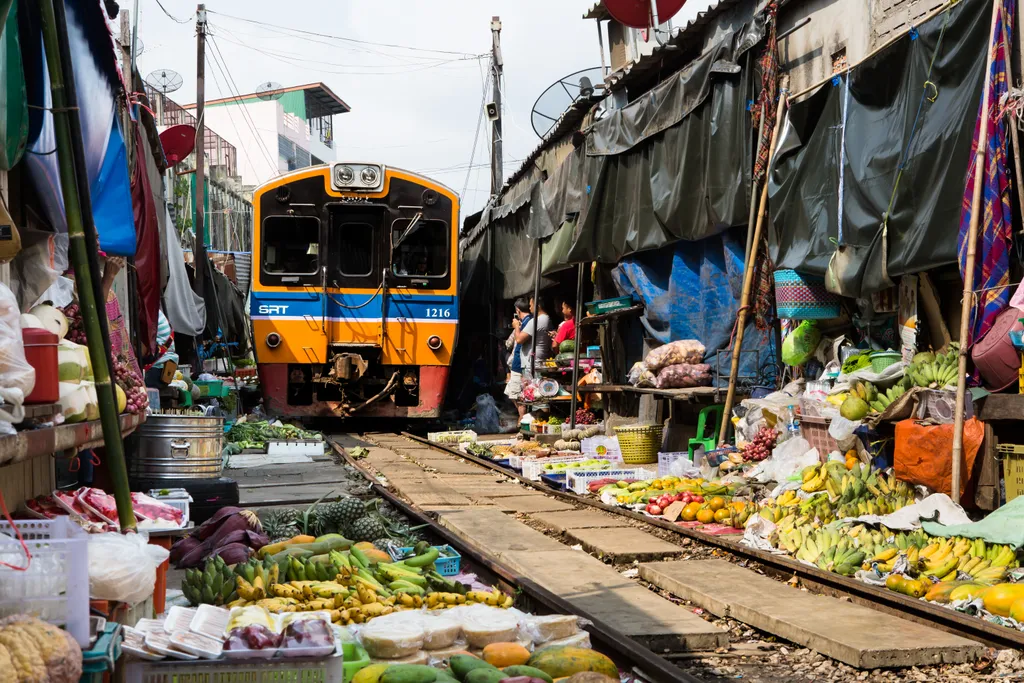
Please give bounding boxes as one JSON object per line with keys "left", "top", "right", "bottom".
{"left": 611, "top": 227, "right": 776, "bottom": 388}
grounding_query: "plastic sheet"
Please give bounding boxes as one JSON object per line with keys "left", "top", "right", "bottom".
{"left": 0, "top": 282, "right": 34, "bottom": 424}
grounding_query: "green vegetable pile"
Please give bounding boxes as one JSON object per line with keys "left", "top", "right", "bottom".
{"left": 226, "top": 420, "right": 323, "bottom": 450}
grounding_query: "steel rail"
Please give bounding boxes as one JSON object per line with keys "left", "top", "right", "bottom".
{"left": 400, "top": 433, "right": 1024, "bottom": 651}
{"left": 327, "top": 436, "right": 703, "bottom": 683}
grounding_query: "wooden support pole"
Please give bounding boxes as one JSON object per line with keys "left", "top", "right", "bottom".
{"left": 953, "top": 0, "right": 1003, "bottom": 501}
{"left": 718, "top": 92, "right": 789, "bottom": 447}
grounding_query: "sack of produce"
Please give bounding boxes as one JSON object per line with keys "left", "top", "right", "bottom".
{"left": 627, "top": 361, "right": 656, "bottom": 387}
{"left": 654, "top": 363, "right": 712, "bottom": 389}
{"left": 643, "top": 340, "right": 705, "bottom": 372}
{"left": 781, "top": 320, "right": 821, "bottom": 367}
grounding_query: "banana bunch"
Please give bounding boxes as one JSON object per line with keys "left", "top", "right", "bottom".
{"left": 869, "top": 382, "right": 907, "bottom": 413}
{"left": 182, "top": 555, "right": 238, "bottom": 606}
{"left": 906, "top": 344, "right": 960, "bottom": 389}
{"left": 850, "top": 381, "right": 878, "bottom": 403}
{"left": 465, "top": 587, "right": 515, "bottom": 608}
{"left": 285, "top": 555, "right": 337, "bottom": 583}
{"left": 800, "top": 463, "right": 830, "bottom": 493}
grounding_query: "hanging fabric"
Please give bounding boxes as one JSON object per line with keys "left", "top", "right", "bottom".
{"left": 130, "top": 128, "right": 160, "bottom": 355}
{"left": 957, "top": 0, "right": 1016, "bottom": 345}
{"left": 0, "top": 0, "right": 27, "bottom": 170}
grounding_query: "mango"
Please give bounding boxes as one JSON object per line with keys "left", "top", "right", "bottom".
{"left": 502, "top": 666, "right": 554, "bottom": 683}
{"left": 380, "top": 665, "right": 440, "bottom": 683}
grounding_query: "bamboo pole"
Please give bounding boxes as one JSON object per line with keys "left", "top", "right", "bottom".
{"left": 718, "top": 92, "right": 789, "bottom": 447}
{"left": 999, "top": 8, "right": 1024, "bottom": 233}
{"left": 953, "top": 0, "right": 1003, "bottom": 502}
{"left": 40, "top": 0, "right": 135, "bottom": 530}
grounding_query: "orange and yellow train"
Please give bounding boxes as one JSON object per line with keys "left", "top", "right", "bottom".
{"left": 250, "top": 162, "right": 459, "bottom": 419}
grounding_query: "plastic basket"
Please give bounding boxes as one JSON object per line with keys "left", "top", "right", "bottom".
{"left": 523, "top": 455, "right": 589, "bottom": 481}
{"left": 195, "top": 380, "right": 223, "bottom": 397}
{"left": 566, "top": 467, "right": 657, "bottom": 495}
{"left": 657, "top": 452, "right": 692, "bottom": 477}
{"left": 773, "top": 269, "right": 841, "bottom": 320}
{"left": 0, "top": 517, "right": 89, "bottom": 647}
{"left": 870, "top": 352, "right": 902, "bottom": 373}
{"left": 428, "top": 429, "right": 477, "bottom": 445}
{"left": 389, "top": 545, "right": 462, "bottom": 576}
{"left": 996, "top": 443, "right": 1024, "bottom": 503}
{"left": 124, "top": 652, "right": 345, "bottom": 683}
{"left": 614, "top": 425, "right": 664, "bottom": 465}
{"left": 582, "top": 435, "right": 622, "bottom": 461}
{"left": 797, "top": 414, "right": 836, "bottom": 460}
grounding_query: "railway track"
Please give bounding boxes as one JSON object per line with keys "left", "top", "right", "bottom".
{"left": 396, "top": 432, "right": 1024, "bottom": 653}
{"left": 322, "top": 433, "right": 703, "bottom": 683}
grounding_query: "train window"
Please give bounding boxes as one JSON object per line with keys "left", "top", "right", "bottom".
{"left": 263, "top": 216, "right": 320, "bottom": 275}
{"left": 338, "top": 223, "right": 374, "bottom": 277}
{"left": 391, "top": 218, "right": 448, "bottom": 278}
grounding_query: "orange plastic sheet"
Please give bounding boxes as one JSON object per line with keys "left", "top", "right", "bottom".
{"left": 894, "top": 418, "right": 985, "bottom": 501}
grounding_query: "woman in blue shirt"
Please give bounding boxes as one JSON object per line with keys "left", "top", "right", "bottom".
{"left": 503, "top": 298, "right": 531, "bottom": 415}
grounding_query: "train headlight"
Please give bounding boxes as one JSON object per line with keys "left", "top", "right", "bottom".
{"left": 336, "top": 166, "right": 355, "bottom": 185}
{"left": 427, "top": 335, "right": 442, "bottom": 351}
{"left": 265, "top": 332, "right": 282, "bottom": 349}
{"left": 360, "top": 166, "right": 379, "bottom": 186}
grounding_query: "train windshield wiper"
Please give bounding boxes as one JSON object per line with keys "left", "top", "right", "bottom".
{"left": 393, "top": 212, "right": 423, "bottom": 250}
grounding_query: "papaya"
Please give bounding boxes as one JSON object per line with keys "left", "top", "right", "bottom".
{"left": 380, "top": 665, "right": 440, "bottom": 683}
{"left": 355, "top": 541, "right": 377, "bottom": 551}
{"left": 502, "top": 666, "right": 554, "bottom": 683}
{"left": 924, "top": 580, "right": 977, "bottom": 604}
{"left": 450, "top": 654, "right": 498, "bottom": 681}
{"left": 260, "top": 535, "right": 318, "bottom": 557}
{"left": 353, "top": 664, "right": 392, "bottom": 683}
{"left": 363, "top": 548, "right": 393, "bottom": 564}
{"left": 949, "top": 583, "right": 989, "bottom": 603}
{"left": 482, "top": 642, "right": 531, "bottom": 667}
{"left": 981, "top": 583, "right": 1024, "bottom": 617}
{"left": 526, "top": 647, "right": 618, "bottom": 679}
{"left": 1009, "top": 597, "right": 1024, "bottom": 623}
{"left": 463, "top": 669, "right": 507, "bottom": 683}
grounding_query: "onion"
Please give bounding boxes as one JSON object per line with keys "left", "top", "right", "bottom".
{"left": 30, "top": 304, "right": 69, "bottom": 339}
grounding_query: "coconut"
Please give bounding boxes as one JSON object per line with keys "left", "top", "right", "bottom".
{"left": 57, "top": 340, "right": 88, "bottom": 384}
{"left": 58, "top": 382, "right": 90, "bottom": 423}
{"left": 29, "top": 304, "right": 69, "bottom": 339}
{"left": 840, "top": 396, "right": 870, "bottom": 421}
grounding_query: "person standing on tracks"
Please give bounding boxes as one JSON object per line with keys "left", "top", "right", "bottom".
{"left": 505, "top": 298, "right": 531, "bottom": 416}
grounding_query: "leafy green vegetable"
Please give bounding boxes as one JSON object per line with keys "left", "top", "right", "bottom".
{"left": 226, "top": 420, "right": 322, "bottom": 447}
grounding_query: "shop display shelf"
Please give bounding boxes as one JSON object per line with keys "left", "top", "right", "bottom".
{"left": 0, "top": 412, "right": 145, "bottom": 469}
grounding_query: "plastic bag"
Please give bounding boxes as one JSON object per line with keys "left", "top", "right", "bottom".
{"left": 895, "top": 418, "right": 984, "bottom": 501}
{"left": 627, "top": 361, "right": 656, "bottom": 387}
{"left": 0, "top": 282, "right": 35, "bottom": 424}
{"left": 87, "top": 532, "right": 169, "bottom": 603}
{"left": 655, "top": 363, "right": 712, "bottom": 389}
{"left": 643, "top": 340, "right": 705, "bottom": 372}
{"left": 781, "top": 321, "right": 821, "bottom": 367}
{"left": 748, "top": 436, "right": 819, "bottom": 483}
{"left": 475, "top": 394, "right": 500, "bottom": 434}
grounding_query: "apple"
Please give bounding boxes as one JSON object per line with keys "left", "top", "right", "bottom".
{"left": 649, "top": 505, "right": 663, "bottom": 516}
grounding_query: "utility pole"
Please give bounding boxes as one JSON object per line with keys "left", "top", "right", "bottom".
{"left": 194, "top": 3, "right": 207, "bottom": 297}
{"left": 119, "top": 10, "right": 133, "bottom": 171}
{"left": 489, "top": 17, "right": 503, "bottom": 197}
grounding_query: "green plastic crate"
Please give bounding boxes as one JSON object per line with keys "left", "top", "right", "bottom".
{"left": 585, "top": 296, "right": 634, "bottom": 315}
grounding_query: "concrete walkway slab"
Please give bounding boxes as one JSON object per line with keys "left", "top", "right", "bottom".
{"left": 640, "top": 559, "right": 984, "bottom": 668}
{"left": 434, "top": 511, "right": 727, "bottom": 653}
{"left": 566, "top": 527, "right": 682, "bottom": 562}
{"left": 423, "top": 461, "right": 491, "bottom": 475}
{"left": 390, "top": 478, "right": 473, "bottom": 507}
{"left": 531, "top": 510, "right": 632, "bottom": 531}
{"left": 487, "top": 495, "right": 574, "bottom": 514}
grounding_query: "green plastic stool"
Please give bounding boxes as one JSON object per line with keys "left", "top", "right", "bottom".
{"left": 688, "top": 404, "right": 725, "bottom": 459}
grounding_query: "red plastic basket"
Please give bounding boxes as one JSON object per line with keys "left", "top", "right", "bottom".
{"left": 797, "top": 414, "right": 836, "bottom": 461}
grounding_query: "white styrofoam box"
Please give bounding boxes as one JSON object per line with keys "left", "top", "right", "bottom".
{"left": 566, "top": 467, "right": 657, "bottom": 495}
{"left": 0, "top": 517, "right": 89, "bottom": 646}
{"left": 581, "top": 435, "right": 622, "bottom": 461}
{"left": 267, "top": 440, "right": 325, "bottom": 457}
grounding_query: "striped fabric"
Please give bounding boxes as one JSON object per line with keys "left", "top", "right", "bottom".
{"left": 153, "top": 311, "right": 179, "bottom": 368}
{"left": 958, "top": 0, "right": 1016, "bottom": 346}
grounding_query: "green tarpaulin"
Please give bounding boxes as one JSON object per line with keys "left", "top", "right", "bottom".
{"left": 0, "top": 0, "right": 27, "bottom": 170}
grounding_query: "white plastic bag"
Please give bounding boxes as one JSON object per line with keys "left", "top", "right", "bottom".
{"left": 0, "top": 282, "right": 35, "bottom": 424}
{"left": 748, "top": 436, "right": 819, "bottom": 483}
{"left": 87, "top": 532, "right": 169, "bottom": 603}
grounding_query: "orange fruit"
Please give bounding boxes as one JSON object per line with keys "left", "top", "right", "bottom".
{"left": 682, "top": 502, "right": 701, "bottom": 521}
{"left": 713, "top": 508, "right": 732, "bottom": 523}
{"left": 731, "top": 500, "right": 747, "bottom": 512}
{"left": 696, "top": 508, "right": 715, "bottom": 524}
{"left": 708, "top": 496, "right": 726, "bottom": 512}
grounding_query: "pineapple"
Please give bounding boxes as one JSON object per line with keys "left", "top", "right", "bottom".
{"left": 261, "top": 508, "right": 300, "bottom": 541}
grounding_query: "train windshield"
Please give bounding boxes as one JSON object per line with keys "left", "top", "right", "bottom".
{"left": 391, "top": 218, "right": 447, "bottom": 278}
{"left": 263, "top": 216, "right": 319, "bottom": 275}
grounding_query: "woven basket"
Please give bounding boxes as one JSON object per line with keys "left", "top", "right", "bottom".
{"left": 869, "top": 352, "right": 902, "bottom": 373}
{"left": 773, "top": 269, "right": 841, "bottom": 320}
{"left": 613, "top": 425, "right": 664, "bottom": 465}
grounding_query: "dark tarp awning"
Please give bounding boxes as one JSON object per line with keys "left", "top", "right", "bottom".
{"left": 768, "top": 0, "right": 989, "bottom": 297}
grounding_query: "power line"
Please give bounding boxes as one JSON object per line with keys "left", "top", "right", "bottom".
{"left": 206, "top": 10, "right": 481, "bottom": 58}
{"left": 462, "top": 56, "right": 492, "bottom": 200}
{"left": 152, "top": 0, "right": 190, "bottom": 24}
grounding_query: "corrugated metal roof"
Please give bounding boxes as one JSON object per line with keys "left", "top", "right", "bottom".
{"left": 583, "top": 1, "right": 610, "bottom": 20}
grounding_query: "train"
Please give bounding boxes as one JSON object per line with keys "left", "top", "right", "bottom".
{"left": 250, "top": 162, "right": 459, "bottom": 419}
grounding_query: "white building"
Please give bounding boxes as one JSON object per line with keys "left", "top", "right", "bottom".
{"left": 185, "top": 82, "right": 350, "bottom": 189}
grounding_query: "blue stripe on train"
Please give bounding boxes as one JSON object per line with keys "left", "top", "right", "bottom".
{"left": 251, "top": 290, "right": 458, "bottom": 322}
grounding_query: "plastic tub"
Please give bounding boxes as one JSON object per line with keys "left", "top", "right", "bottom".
{"left": 343, "top": 641, "right": 371, "bottom": 683}
{"left": 124, "top": 653, "right": 344, "bottom": 682}
{"left": 869, "top": 352, "right": 902, "bottom": 373}
{"left": 22, "top": 328, "right": 59, "bottom": 404}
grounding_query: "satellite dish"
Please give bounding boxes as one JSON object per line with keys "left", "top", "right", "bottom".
{"left": 147, "top": 69, "right": 183, "bottom": 94}
{"left": 159, "top": 124, "right": 197, "bottom": 166}
{"left": 604, "top": 0, "right": 686, "bottom": 29}
{"left": 117, "top": 34, "right": 145, "bottom": 57}
{"left": 530, "top": 67, "right": 604, "bottom": 138}
{"left": 256, "top": 82, "right": 284, "bottom": 101}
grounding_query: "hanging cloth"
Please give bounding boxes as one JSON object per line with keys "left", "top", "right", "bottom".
{"left": 0, "top": 0, "right": 27, "bottom": 170}
{"left": 958, "top": 0, "right": 1016, "bottom": 346}
{"left": 130, "top": 128, "right": 160, "bottom": 355}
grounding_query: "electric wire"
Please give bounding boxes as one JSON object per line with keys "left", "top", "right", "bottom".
{"left": 152, "top": 0, "right": 191, "bottom": 24}
{"left": 462, "top": 55, "right": 492, "bottom": 200}
{"left": 206, "top": 9, "right": 481, "bottom": 57}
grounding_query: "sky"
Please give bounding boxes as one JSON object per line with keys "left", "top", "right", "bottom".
{"left": 130, "top": 0, "right": 713, "bottom": 214}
